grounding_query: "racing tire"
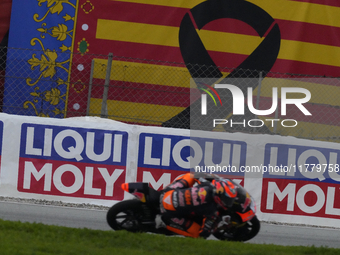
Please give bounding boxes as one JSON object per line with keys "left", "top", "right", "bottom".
{"left": 213, "top": 215, "right": 260, "bottom": 242}
{"left": 106, "top": 200, "right": 145, "bottom": 232}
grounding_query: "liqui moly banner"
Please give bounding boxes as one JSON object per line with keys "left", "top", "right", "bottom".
{"left": 17, "top": 124, "right": 128, "bottom": 200}
{"left": 136, "top": 132, "right": 247, "bottom": 190}
{"left": 261, "top": 143, "right": 340, "bottom": 220}
{"left": 136, "top": 133, "right": 191, "bottom": 190}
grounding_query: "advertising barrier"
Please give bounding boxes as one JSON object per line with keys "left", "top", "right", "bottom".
{"left": 18, "top": 124, "right": 128, "bottom": 200}
{"left": 0, "top": 113, "right": 340, "bottom": 228}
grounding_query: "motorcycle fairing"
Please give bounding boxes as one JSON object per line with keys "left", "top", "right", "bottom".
{"left": 121, "top": 182, "right": 149, "bottom": 202}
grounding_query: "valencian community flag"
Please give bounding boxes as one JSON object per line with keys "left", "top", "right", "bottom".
{"left": 4, "top": 0, "right": 340, "bottom": 139}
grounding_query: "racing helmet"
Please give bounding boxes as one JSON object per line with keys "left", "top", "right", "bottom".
{"left": 212, "top": 179, "right": 237, "bottom": 208}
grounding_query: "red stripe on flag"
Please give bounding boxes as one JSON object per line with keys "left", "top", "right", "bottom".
{"left": 288, "top": 0, "right": 340, "bottom": 7}
{"left": 90, "top": 80, "right": 196, "bottom": 107}
{"left": 269, "top": 58, "right": 340, "bottom": 77}
{"left": 203, "top": 18, "right": 340, "bottom": 47}
{"left": 276, "top": 19, "right": 340, "bottom": 47}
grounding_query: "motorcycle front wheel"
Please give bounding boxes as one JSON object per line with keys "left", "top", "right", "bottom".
{"left": 106, "top": 199, "right": 145, "bottom": 232}
{"left": 213, "top": 215, "right": 260, "bottom": 242}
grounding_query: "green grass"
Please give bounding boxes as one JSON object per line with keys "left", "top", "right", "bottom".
{"left": 0, "top": 219, "right": 338, "bottom": 255}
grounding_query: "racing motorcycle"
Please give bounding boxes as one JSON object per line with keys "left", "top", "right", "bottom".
{"left": 106, "top": 175, "right": 260, "bottom": 241}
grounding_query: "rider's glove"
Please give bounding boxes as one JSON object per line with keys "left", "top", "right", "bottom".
{"left": 216, "top": 215, "right": 231, "bottom": 229}
{"left": 199, "top": 214, "right": 219, "bottom": 239}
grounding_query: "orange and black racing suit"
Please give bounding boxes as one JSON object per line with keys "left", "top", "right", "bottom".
{"left": 159, "top": 173, "right": 235, "bottom": 238}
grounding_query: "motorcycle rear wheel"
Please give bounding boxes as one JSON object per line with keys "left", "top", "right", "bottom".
{"left": 213, "top": 215, "right": 260, "bottom": 242}
{"left": 106, "top": 200, "right": 145, "bottom": 232}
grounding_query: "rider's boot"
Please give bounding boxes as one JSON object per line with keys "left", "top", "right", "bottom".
{"left": 155, "top": 214, "right": 166, "bottom": 229}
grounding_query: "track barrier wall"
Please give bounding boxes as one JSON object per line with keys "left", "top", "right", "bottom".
{"left": 0, "top": 113, "right": 340, "bottom": 228}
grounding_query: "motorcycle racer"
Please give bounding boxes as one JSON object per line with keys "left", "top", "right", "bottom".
{"left": 156, "top": 173, "right": 237, "bottom": 238}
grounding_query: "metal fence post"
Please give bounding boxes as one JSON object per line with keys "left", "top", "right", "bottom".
{"left": 254, "top": 71, "right": 263, "bottom": 133}
{"left": 101, "top": 53, "right": 113, "bottom": 118}
{"left": 86, "top": 59, "right": 95, "bottom": 116}
{"left": 273, "top": 101, "right": 279, "bottom": 134}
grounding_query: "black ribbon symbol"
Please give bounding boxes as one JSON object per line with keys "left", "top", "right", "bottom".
{"left": 162, "top": 0, "right": 281, "bottom": 131}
